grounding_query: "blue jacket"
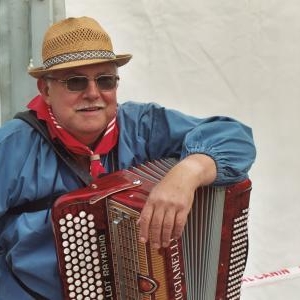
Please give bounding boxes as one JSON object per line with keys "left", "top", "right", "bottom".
{"left": 0, "top": 101, "right": 256, "bottom": 299}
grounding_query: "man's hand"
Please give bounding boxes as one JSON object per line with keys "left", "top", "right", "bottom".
{"left": 137, "top": 154, "right": 217, "bottom": 249}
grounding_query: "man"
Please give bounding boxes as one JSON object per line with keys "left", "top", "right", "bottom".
{"left": 0, "top": 16, "right": 256, "bottom": 299}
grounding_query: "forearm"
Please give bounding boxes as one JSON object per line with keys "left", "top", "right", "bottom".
{"left": 171, "top": 153, "right": 217, "bottom": 188}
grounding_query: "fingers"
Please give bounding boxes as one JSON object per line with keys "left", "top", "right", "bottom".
{"left": 137, "top": 203, "right": 154, "bottom": 244}
{"left": 138, "top": 202, "right": 188, "bottom": 249}
{"left": 172, "top": 211, "right": 186, "bottom": 241}
{"left": 148, "top": 208, "right": 165, "bottom": 249}
{"left": 161, "top": 208, "right": 176, "bottom": 247}
{"left": 149, "top": 207, "right": 176, "bottom": 249}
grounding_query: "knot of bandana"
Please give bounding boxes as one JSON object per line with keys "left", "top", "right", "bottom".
{"left": 27, "top": 95, "right": 119, "bottom": 178}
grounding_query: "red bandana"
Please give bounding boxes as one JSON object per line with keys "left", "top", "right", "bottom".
{"left": 27, "top": 95, "right": 119, "bottom": 178}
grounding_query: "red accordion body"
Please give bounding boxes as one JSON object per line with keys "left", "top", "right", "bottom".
{"left": 52, "top": 159, "right": 251, "bottom": 300}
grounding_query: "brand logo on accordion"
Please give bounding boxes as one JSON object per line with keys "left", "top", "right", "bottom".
{"left": 98, "top": 232, "right": 114, "bottom": 298}
{"left": 169, "top": 239, "right": 185, "bottom": 299}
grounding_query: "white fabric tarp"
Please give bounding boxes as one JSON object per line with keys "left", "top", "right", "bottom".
{"left": 65, "top": 1, "right": 300, "bottom": 299}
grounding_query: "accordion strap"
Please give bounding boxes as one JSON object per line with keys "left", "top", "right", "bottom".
{"left": 6, "top": 111, "right": 93, "bottom": 215}
{"left": 10, "top": 269, "right": 49, "bottom": 300}
{"left": 5, "top": 111, "right": 86, "bottom": 216}
{"left": 14, "top": 110, "right": 93, "bottom": 185}
{"left": 8, "top": 111, "right": 117, "bottom": 215}
{"left": 7, "top": 192, "right": 63, "bottom": 215}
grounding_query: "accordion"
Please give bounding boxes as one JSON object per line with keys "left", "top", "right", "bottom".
{"left": 52, "top": 158, "right": 251, "bottom": 300}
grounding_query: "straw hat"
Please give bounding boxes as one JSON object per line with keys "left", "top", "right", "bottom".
{"left": 28, "top": 16, "right": 132, "bottom": 78}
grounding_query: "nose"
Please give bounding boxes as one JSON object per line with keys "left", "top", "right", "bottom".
{"left": 83, "top": 79, "right": 101, "bottom": 100}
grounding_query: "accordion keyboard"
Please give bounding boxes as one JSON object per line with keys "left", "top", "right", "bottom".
{"left": 58, "top": 210, "right": 105, "bottom": 300}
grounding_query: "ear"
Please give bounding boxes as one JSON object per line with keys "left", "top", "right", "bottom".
{"left": 37, "top": 78, "right": 51, "bottom": 105}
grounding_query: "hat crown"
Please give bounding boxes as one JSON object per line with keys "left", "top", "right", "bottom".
{"left": 42, "top": 17, "right": 113, "bottom": 62}
{"left": 28, "top": 16, "right": 132, "bottom": 78}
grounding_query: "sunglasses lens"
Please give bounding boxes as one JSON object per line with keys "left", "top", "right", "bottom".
{"left": 96, "top": 75, "right": 118, "bottom": 90}
{"left": 64, "top": 75, "right": 119, "bottom": 91}
{"left": 66, "top": 77, "right": 89, "bottom": 91}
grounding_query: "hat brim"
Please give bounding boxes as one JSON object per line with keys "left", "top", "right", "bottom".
{"left": 28, "top": 54, "right": 132, "bottom": 78}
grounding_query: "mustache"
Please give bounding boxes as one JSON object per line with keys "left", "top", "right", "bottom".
{"left": 75, "top": 102, "right": 107, "bottom": 111}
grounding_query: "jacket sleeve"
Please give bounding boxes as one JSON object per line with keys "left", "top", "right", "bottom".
{"left": 180, "top": 117, "right": 255, "bottom": 185}
{"left": 118, "top": 102, "right": 256, "bottom": 185}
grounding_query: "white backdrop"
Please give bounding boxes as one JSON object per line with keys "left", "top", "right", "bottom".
{"left": 65, "top": 1, "right": 300, "bottom": 299}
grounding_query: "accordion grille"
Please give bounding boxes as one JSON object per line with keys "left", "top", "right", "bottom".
{"left": 107, "top": 201, "right": 169, "bottom": 299}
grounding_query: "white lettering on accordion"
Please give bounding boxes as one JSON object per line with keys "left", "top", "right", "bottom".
{"left": 170, "top": 240, "right": 184, "bottom": 299}
{"left": 98, "top": 234, "right": 113, "bottom": 298}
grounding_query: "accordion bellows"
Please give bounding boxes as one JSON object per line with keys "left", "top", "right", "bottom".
{"left": 52, "top": 158, "right": 251, "bottom": 300}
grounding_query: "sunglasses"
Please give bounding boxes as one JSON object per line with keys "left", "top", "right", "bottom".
{"left": 45, "top": 74, "right": 119, "bottom": 92}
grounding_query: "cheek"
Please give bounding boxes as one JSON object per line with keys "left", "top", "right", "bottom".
{"left": 50, "top": 97, "right": 78, "bottom": 125}
{"left": 48, "top": 90, "right": 78, "bottom": 112}
{"left": 104, "top": 93, "right": 118, "bottom": 111}
{"left": 103, "top": 90, "right": 117, "bottom": 103}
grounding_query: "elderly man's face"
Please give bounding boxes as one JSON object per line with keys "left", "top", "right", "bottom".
{"left": 38, "top": 62, "right": 118, "bottom": 146}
